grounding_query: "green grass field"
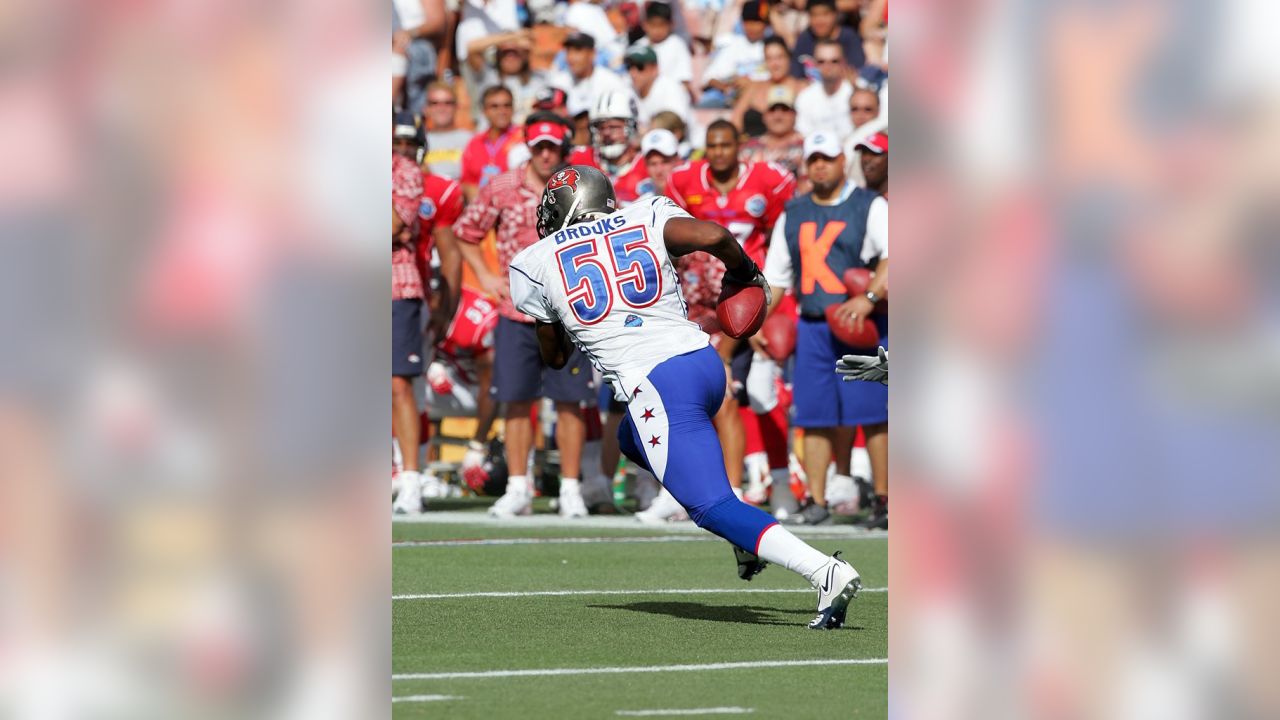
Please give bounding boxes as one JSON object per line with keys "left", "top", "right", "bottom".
{"left": 392, "top": 504, "right": 887, "bottom": 718}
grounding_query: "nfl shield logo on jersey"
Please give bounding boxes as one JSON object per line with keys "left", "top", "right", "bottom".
{"left": 418, "top": 197, "right": 437, "bottom": 220}
{"left": 744, "top": 194, "right": 767, "bottom": 218}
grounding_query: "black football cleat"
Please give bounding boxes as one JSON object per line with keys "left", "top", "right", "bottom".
{"left": 733, "top": 546, "right": 769, "bottom": 581}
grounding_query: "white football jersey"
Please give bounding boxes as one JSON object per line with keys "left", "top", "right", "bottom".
{"left": 509, "top": 195, "right": 709, "bottom": 402}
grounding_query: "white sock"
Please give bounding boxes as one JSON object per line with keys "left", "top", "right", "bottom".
{"left": 755, "top": 524, "right": 830, "bottom": 583}
{"left": 506, "top": 475, "right": 530, "bottom": 495}
{"left": 560, "top": 477, "right": 580, "bottom": 495}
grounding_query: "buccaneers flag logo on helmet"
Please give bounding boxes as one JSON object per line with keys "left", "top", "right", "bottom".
{"left": 547, "top": 168, "right": 579, "bottom": 193}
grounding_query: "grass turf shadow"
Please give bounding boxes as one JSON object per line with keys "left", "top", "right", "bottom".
{"left": 588, "top": 600, "right": 866, "bottom": 629}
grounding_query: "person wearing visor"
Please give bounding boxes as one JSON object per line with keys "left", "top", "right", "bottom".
{"left": 452, "top": 113, "right": 597, "bottom": 519}
{"left": 854, "top": 131, "right": 887, "bottom": 197}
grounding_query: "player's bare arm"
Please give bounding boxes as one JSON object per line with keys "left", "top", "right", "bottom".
{"left": 457, "top": 241, "right": 510, "bottom": 301}
{"left": 663, "top": 217, "right": 769, "bottom": 299}
{"left": 534, "top": 319, "right": 573, "bottom": 369}
{"left": 433, "top": 224, "right": 463, "bottom": 322}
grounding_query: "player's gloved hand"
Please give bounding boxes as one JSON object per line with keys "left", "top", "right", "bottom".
{"left": 724, "top": 254, "right": 771, "bottom": 306}
{"left": 836, "top": 347, "right": 888, "bottom": 385}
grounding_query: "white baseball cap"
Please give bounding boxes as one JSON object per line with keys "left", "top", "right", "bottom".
{"left": 803, "top": 132, "right": 844, "bottom": 161}
{"left": 640, "top": 128, "right": 679, "bottom": 158}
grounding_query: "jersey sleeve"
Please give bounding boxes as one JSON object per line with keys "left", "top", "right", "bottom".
{"left": 433, "top": 179, "right": 464, "bottom": 229}
{"left": 646, "top": 195, "right": 693, "bottom": 235}
{"left": 663, "top": 167, "right": 691, "bottom": 210}
{"left": 763, "top": 212, "right": 793, "bottom": 289}
{"left": 508, "top": 259, "right": 554, "bottom": 322}
{"left": 862, "top": 196, "right": 888, "bottom": 263}
{"left": 763, "top": 164, "right": 797, "bottom": 228}
{"left": 459, "top": 137, "right": 483, "bottom": 186}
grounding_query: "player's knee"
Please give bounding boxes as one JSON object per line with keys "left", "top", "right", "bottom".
{"left": 685, "top": 492, "right": 740, "bottom": 529}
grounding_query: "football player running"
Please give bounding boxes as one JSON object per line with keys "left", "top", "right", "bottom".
{"left": 507, "top": 165, "right": 861, "bottom": 629}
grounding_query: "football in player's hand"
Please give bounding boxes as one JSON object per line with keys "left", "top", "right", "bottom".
{"left": 760, "top": 312, "right": 796, "bottom": 362}
{"left": 716, "top": 281, "right": 767, "bottom": 338}
{"left": 825, "top": 303, "right": 881, "bottom": 348}
{"left": 843, "top": 268, "right": 887, "bottom": 313}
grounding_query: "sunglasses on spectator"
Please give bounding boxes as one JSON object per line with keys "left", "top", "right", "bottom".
{"left": 428, "top": 99, "right": 456, "bottom": 106}
{"left": 815, "top": 58, "right": 842, "bottom": 65}
{"left": 485, "top": 102, "right": 514, "bottom": 109}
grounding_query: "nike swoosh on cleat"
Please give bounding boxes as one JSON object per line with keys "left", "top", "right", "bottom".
{"left": 820, "top": 564, "right": 835, "bottom": 594}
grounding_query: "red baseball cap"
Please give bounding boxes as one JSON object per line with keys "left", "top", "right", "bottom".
{"left": 526, "top": 120, "right": 569, "bottom": 148}
{"left": 855, "top": 131, "right": 888, "bottom": 155}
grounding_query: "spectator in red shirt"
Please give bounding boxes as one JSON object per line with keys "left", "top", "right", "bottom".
{"left": 459, "top": 85, "right": 523, "bottom": 201}
{"left": 452, "top": 116, "right": 596, "bottom": 519}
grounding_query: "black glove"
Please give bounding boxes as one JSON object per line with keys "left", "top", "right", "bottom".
{"left": 724, "top": 251, "right": 772, "bottom": 306}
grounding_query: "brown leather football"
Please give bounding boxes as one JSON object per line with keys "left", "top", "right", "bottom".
{"left": 715, "top": 281, "right": 767, "bottom": 338}
{"left": 825, "top": 303, "right": 881, "bottom": 348}
{"left": 760, "top": 312, "right": 796, "bottom": 362}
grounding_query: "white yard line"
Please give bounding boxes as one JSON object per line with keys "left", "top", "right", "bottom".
{"left": 616, "top": 708, "right": 754, "bottom": 716}
{"left": 393, "top": 658, "right": 887, "bottom": 681}
{"left": 393, "top": 587, "right": 887, "bottom": 600}
{"left": 392, "top": 511, "right": 886, "bottom": 540}
{"left": 391, "top": 694, "right": 465, "bottom": 703}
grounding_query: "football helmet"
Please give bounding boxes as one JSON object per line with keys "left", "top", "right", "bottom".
{"left": 589, "top": 90, "right": 639, "bottom": 161}
{"left": 536, "top": 165, "right": 617, "bottom": 238}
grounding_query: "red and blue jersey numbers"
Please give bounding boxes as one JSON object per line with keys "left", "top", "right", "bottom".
{"left": 555, "top": 225, "right": 662, "bottom": 324}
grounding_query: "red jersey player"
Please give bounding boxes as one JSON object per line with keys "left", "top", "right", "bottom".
{"left": 665, "top": 118, "right": 795, "bottom": 323}
{"left": 664, "top": 118, "right": 795, "bottom": 499}
{"left": 415, "top": 152, "right": 465, "bottom": 339}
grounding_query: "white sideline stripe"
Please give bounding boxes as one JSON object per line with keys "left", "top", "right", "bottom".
{"left": 616, "top": 707, "right": 754, "bottom": 716}
{"left": 393, "top": 587, "right": 887, "bottom": 600}
{"left": 392, "top": 511, "right": 886, "bottom": 540}
{"left": 392, "top": 694, "right": 465, "bottom": 703}
{"left": 393, "top": 535, "right": 713, "bottom": 548}
{"left": 394, "top": 658, "right": 887, "bottom": 681}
